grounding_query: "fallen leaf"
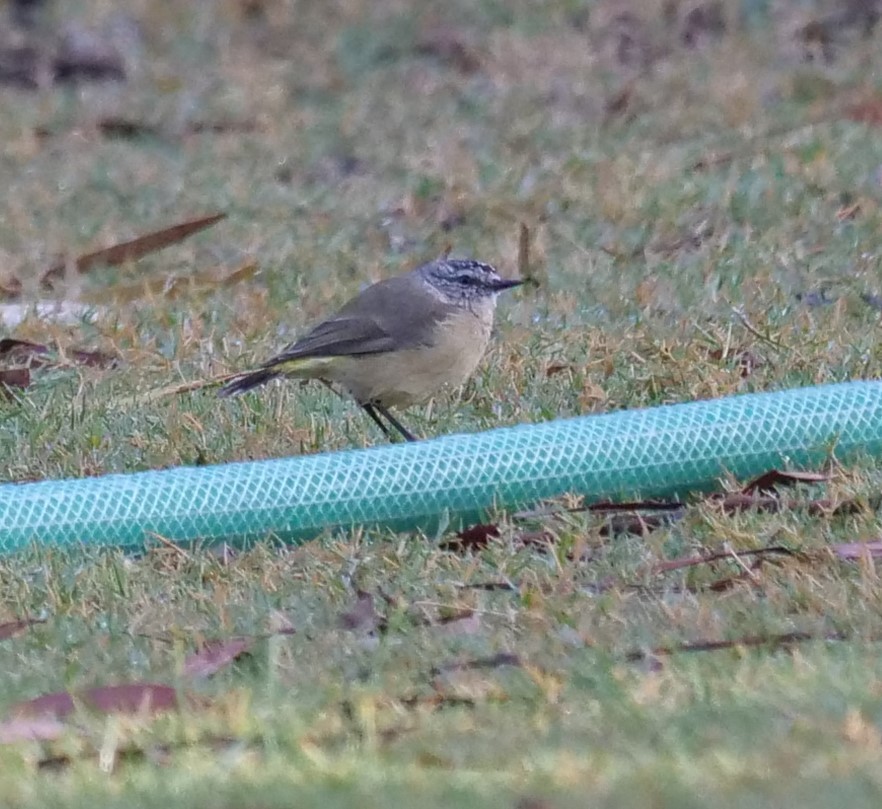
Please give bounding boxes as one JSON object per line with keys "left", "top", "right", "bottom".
{"left": 0, "top": 368, "right": 30, "bottom": 394}
{"left": 458, "top": 580, "right": 517, "bottom": 592}
{"left": 67, "top": 348, "right": 119, "bottom": 368}
{"left": 53, "top": 25, "right": 126, "bottom": 84}
{"left": 598, "top": 511, "right": 682, "bottom": 537}
{"left": 836, "top": 201, "right": 862, "bottom": 221}
{"left": 444, "top": 523, "right": 501, "bottom": 551}
{"left": 97, "top": 117, "right": 162, "bottom": 140}
{"left": 182, "top": 637, "right": 254, "bottom": 679}
{"left": 680, "top": 0, "right": 726, "bottom": 47}
{"left": 650, "top": 546, "right": 796, "bottom": 574}
{"left": 848, "top": 97, "right": 882, "bottom": 126}
{"left": 833, "top": 541, "right": 882, "bottom": 560}
{"left": 587, "top": 500, "right": 685, "bottom": 514}
{"left": 625, "top": 630, "right": 847, "bottom": 661}
{"left": 0, "top": 274, "right": 22, "bottom": 301}
{"left": 545, "top": 362, "right": 574, "bottom": 377}
{"left": 796, "top": 288, "right": 836, "bottom": 308}
{"left": 0, "top": 339, "right": 117, "bottom": 369}
{"left": 41, "top": 212, "right": 226, "bottom": 288}
{"left": 0, "top": 45, "right": 44, "bottom": 89}
{"left": 433, "top": 610, "right": 482, "bottom": 637}
{"left": 516, "top": 797, "right": 554, "bottom": 809}
{"left": 604, "top": 81, "right": 635, "bottom": 120}
{"left": 706, "top": 558, "right": 766, "bottom": 592}
{"left": 0, "top": 618, "right": 45, "bottom": 640}
{"left": 742, "top": 469, "right": 830, "bottom": 494}
{"left": 706, "top": 346, "right": 764, "bottom": 377}
{"left": 268, "top": 610, "right": 297, "bottom": 635}
{"left": 12, "top": 683, "right": 180, "bottom": 719}
{"left": 431, "top": 652, "right": 522, "bottom": 676}
{"left": 0, "top": 338, "right": 49, "bottom": 367}
{"left": 414, "top": 26, "right": 482, "bottom": 73}
{"left": 187, "top": 120, "right": 264, "bottom": 136}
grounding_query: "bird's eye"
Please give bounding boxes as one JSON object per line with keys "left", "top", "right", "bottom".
{"left": 456, "top": 274, "right": 476, "bottom": 285}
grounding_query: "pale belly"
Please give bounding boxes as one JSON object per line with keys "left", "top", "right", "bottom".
{"left": 326, "top": 308, "right": 493, "bottom": 408}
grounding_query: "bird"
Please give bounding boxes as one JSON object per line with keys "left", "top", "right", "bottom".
{"left": 218, "top": 257, "right": 523, "bottom": 442}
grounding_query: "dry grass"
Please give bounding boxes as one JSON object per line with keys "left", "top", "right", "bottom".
{"left": 3, "top": 0, "right": 882, "bottom": 806}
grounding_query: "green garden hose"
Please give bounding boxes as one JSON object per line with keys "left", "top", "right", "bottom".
{"left": 1, "top": 380, "right": 881, "bottom": 555}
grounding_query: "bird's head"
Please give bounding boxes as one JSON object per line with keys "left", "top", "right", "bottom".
{"left": 420, "top": 259, "right": 523, "bottom": 304}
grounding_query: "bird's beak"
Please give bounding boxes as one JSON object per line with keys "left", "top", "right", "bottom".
{"left": 491, "top": 277, "right": 525, "bottom": 291}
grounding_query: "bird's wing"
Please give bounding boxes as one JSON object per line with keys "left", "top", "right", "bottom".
{"left": 264, "top": 275, "right": 453, "bottom": 367}
{"left": 265, "top": 316, "right": 396, "bottom": 365}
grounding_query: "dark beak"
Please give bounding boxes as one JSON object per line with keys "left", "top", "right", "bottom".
{"left": 491, "top": 277, "right": 525, "bottom": 291}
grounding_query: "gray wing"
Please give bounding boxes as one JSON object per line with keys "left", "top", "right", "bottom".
{"left": 264, "top": 274, "right": 452, "bottom": 366}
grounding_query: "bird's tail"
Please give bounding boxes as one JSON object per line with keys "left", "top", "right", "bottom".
{"left": 218, "top": 368, "right": 280, "bottom": 397}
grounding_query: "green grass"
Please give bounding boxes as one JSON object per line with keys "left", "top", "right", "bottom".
{"left": 4, "top": 0, "right": 882, "bottom": 805}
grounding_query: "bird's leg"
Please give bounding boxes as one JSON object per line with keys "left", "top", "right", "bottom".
{"left": 360, "top": 403, "right": 395, "bottom": 440}
{"left": 374, "top": 405, "right": 418, "bottom": 443}
{"left": 360, "top": 402, "right": 417, "bottom": 442}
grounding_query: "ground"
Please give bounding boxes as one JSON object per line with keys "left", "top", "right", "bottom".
{"left": 2, "top": 0, "right": 882, "bottom": 806}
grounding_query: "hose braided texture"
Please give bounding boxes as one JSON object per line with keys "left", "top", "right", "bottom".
{"left": 1, "top": 380, "right": 881, "bottom": 554}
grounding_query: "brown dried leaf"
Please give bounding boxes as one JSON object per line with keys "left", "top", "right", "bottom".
{"left": 444, "top": 523, "right": 501, "bottom": 551}
{"left": 604, "top": 81, "right": 636, "bottom": 120}
{"left": 0, "top": 617, "right": 45, "bottom": 640}
{"left": 0, "top": 45, "right": 44, "bottom": 90}
{"left": 706, "top": 346, "right": 764, "bottom": 377}
{"left": 742, "top": 469, "right": 830, "bottom": 494}
{"left": 182, "top": 637, "right": 254, "bottom": 680}
{"left": 0, "top": 368, "right": 30, "bottom": 394}
{"left": 545, "top": 362, "right": 574, "bottom": 377}
{"left": 12, "top": 683, "right": 180, "bottom": 719}
{"left": 0, "top": 273, "right": 22, "bottom": 301}
{"left": 41, "top": 212, "right": 226, "bottom": 288}
{"left": 187, "top": 120, "right": 264, "bottom": 136}
{"left": 598, "top": 512, "right": 681, "bottom": 537}
{"left": 0, "top": 338, "right": 50, "bottom": 367}
{"left": 53, "top": 26, "right": 126, "bottom": 84}
{"left": 847, "top": 97, "right": 882, "bottom": 126}
{"left": 626, "top": 630, "right": 846, "bottom": 661}
{"left": 0, "top": 340, "right": 118, "bottom": 371}
{"left": 515, "top": 797, "right": 554, "bottom": 809}
{"left": 432, "top": 652, "right": 522, "bottom": 676}
{"left": 680, "top": 1, "right": 727, "bottom": 48}
{"left": 587, "top": 500, "right": 684, "bottom": 513}
{"left": 414, "top": 26, "right": 482, "bottom": 73}
{"left": 433, "top": 610, "right": 482, "bottom": 637}
{"left": 98, "top": 117, "right": 162, "bottom": 140}
{"left": 67, "top": 348, "right": 119, "bottom": 368}
{"left": 650, "top": 546, "right": 795, "bottom": 574}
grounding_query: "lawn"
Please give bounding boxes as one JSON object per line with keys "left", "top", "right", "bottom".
{"left": 3, "top": 0, "right": 882, "bottom": 806}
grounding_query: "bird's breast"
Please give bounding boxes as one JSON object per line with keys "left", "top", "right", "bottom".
{"left": 328, "top": 305, "right": 495, "bottom": 408}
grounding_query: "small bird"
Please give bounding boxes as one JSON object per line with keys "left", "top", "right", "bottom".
{"left": 218, "top": 258, "right": 523, "bottom": 441}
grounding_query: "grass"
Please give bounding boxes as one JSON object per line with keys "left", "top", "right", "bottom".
{"left": 4, "top": 0, "right": 882, "bottom": 805}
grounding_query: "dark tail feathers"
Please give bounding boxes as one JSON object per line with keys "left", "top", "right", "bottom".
{"left": 218, "top": 368, "right": 279, "bottom": 397}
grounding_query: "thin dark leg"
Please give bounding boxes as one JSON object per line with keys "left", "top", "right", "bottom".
{"left": 375, "top": 405, "right": 417, "bottom": 442}
{"left": 361, "top": 403, "right": 394, "bottom": 439}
